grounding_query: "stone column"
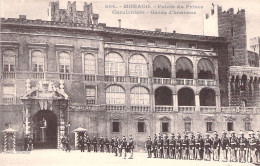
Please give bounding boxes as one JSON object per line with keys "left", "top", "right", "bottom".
{"left": 195, "top": 92, "right": 200, "bottom": 112}
{"left": 216, "top": 93, "right": 221, "bottom": 112}
{"left": 173, "top": 93, "right": 178, "bottom": 112}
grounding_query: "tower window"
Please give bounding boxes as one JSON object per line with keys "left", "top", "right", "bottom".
{"left": 231, "top": 27, "right": 234, "bottom": 37}
{"left": 232, "top": 47, "right": 235, "bottom": 56}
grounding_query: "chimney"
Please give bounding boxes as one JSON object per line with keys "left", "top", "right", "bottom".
{"left": 19, "top": 15, "right": 26, "bottom": 20}
{"left": 155, "top": 28, "right": 161, "bottom": 32}
{"left": 118, "top": 19, "right": 121, "bottom": 28}
{"left": 173, "top": 30, "right": 176, "bottom": 33}
{"left": 92, "top": 14, "right": 99, "bottom": 25}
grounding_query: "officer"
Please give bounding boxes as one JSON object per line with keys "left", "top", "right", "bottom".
{"left": 86, "top": 135, "right": 91, "bottom": 152}
{"left": 122, "top": 136, "right": 127, "bottom": 159}
{"left": 153, "top": 134, "right": 158, "bottom": 158}
{"left": 229, "top": 131, "right": 238, "bottom": 162}
{"left": 182, "top": 133, "right": 189, "bottom": 160}
{"left": 114, "top": 137, "right": 119, "bottom": 156}
{"left": 204, "top": 133, "right": 212, "bottom": 161}
{"left": 195, "top": 132, "right": 203, "bottom": 160}
{"left": 220, "top": 130, "right": 229, "bottom": 162}
{"left": 92, "top": 136, "right": 98, "bottom": 152}
{"left": 212, "top": 131, "right": 221, "bottom": 161}
{"left": 104, "top": 137, "right": 110, "bottom": 153}
{"left": 169, "top": 133, "right": 176, "bottom": 159}
{"left": 110, "top": 137, "right": 115, "bottom": 153}
{"left": 175, "top": 133, "right": 182, "bottom": 159}
{"left": 188, "top": 133, "right": 195, "bottom": 160}
{"left": 118, "top": 137, "right": 122, "bottom": 157}
{"left": 163, "top": 133, "right": 169, "bottom": 159}
{"left": 145, "top": 136, "right": 153, "bottom": 158}
{"left": 238, "top": 131, "right": 247, "bottom": 163}
{"left": 128, "top": 136, "right": 134, "bottom": 159}
{"left": 157, "top": 135, "right": 163, "bottom": 158}
{"left": 248, "top": 131, "right": 257, "bottom": 163}
{"left": 99, "top": 136, "right": 105, "bottom": 152}
{"left": 78, "top": 135, "right": 85, "bottom": 152}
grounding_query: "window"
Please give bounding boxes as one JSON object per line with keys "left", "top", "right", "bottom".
{"left": 3, "top": 50, "right": 15, "bottom": 72}
{"left": 3, "top": 85, "right": 15, "bottom": 104}
{"left": 147, "top": 40, "right": 155, "bottom": 46}
{"left": 231, "top": 27, "right": 234, "bottom": 37}
{"left": 32, "top": 51, "right": 44, "bottom": 72}
{"left": 84, "top": 53, "right": 95, "bottom": 74}
{"left": 206, "top": 122, "right": 213, "bottom": 132}
{"left": 162, "top": 122, "right": 169, "bottom": 133}
{"left": 112, "top": 121, "right": 120, "bottom": 132}
{"left": 105, "top": 53, "right": 125, "bottom": 76}
{"left": 59, "top": 52, "right": 70, "bottom": 73}
{"left": 106, "top": 85, "right": 125, "bottom": 104}
{"left": 169, "top": 41, "right": 176, "bottom": 48}
{"left": 138, "top": 121, "right": 145, "bottom": 132}
{"left": 125, "top": 38, "right": 134, "bottom": 44}
{"left": 86, "top": 86, "right": 96, "bottom": 105}
{"left": 227, "top": 122, "right": 234, "bottom": 131}
{"left": 245, "top": 122, "right": 251, "bottom": 131}
{"left": 129, "top": 55, "right": 148, "bottom": 77}
{"left": 185, "top": 122, "right": 191, "bottom": 132}
{"left": 189, "top": 43, "right": 197, "bottom": 49}
{"left": 232, "top": 47, "right": 235, "bottom": 56}
{"left": 130, "top": 86, "right": 149, "bottom": 105}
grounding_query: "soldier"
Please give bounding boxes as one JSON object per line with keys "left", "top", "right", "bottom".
{"left": 195, "top": 132, "right": 203, "bottom": 160}
{"left": 145, "top": 136, "right": 152, "bottom": 158}
{"left": 99, "top": 136, "right": 105, "bottom": 152}
{"left": 182, "top": 134, "right": 189, "bottom": 160}
{"left": 118, "top": 137, "right": 122, "bottom": 157}
{"left": 238, "top": 131, "right": 247, "bottom": 163}
{"left": 78, "top": 135, "right": 85, "bottom": 152}
{"left": 163, "top": 134, "right": 169, "bottom": 159}
{"left": 61, "top": 136, "right": 66, "bottom": 151}
{"left": 110, "top": 137, "right": 115, "bottom": 153}
{"left": 204, "top": 133, "right": 212, "bottom": 161}
{"left": 169, "top": 133, "right": 176, "bottom": 159}
{"left": 220, "top": 130, "right": 229, "bottom": 162}
{"left": 104, "top": 137, "right": 110, "bottom": 153}
{"left": 122, "top": 136, "right": 127, "bottom": 159}
{"left": 64, "top": 136, "right": 71, "bottom": 152}
{"left": 24, "top": 134, "right": 30, "bottom": 151}
{"left": 248, "top": 131, "right": 257, "bottom": 163}
{"left": 188, "top": 133, "right": 195, "bottom": 160}
{"left": 157, "top": 135, "right": 163, "bottom": 158}
{"left": 229, "top": 131, "right": 238, "bottom": 162}
{"left": 175, "top": 133, "right": 182, "bottom": 159}
{"left": 114, "top": 137, "right": 119, "bottom": 156}
{"left": 212, "top": 131, "right": 221, "bottom": 161}
{"left": 128, "top": 136, "right": 134, "bottom": 159}
{"left": 153, "top": 134, "right": 158, "bottom": 158}
{"left": 86, "top": 135, "right": 92, "bottom": 152}
{"left": 92, "top": 136, "right": 98, "bottom": 152}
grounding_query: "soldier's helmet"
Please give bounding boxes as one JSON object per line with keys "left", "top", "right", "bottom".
{"left": 148, "top": 136, "right": 151, "bottom": 140}
{"left": 230, "top": 131, "right": 235, "bottom": 135}
{"left": 206, "top": 133, "right": 210, "bottom": 136}
{"left": 257, "top": 131, "right": 260, "bottom": 135}
{"left": 177, "top": 133, "right": 181, "bottom": 138}
{"left": 196, "top": 132, "right": 200, "bottom": 136}
{"left": 171, "top": 133, "right": 175, "bottom": 137}
{"left": 222, "top": 130, "right": 227, "bottom": 134}
{"left": 214, "top": 131, "right": 218, "bottom": 136}
{"left": 239, "top": 130, "right": 244, "bottom": 135}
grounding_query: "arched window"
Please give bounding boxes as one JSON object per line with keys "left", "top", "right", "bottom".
{"left": 197, "top": 58, "right": 214, "bottom": 79}
{"left": 130, "top": 86, "right": 149, "bottom": 105}
{"left": 153, "top": 55, "right": 171, "bottom": 78}
{"left": 200, "top": 88, "right": 216, "bottom": 106}
{"left": 106, "top": 85, "right": 125, "bottom": 104}
{"left": 32, "top": 51, "right": 44, "bottom": 72}
{"left": 105, "top": 53, "right": 125, "bottom": 76}
{"left": 241, "top": 75, "right": 247, "bottom": 91}
{"left": 178, "top": 88, "right": 195, "bottom": 106}
{"left": 59, "top": 52, "right": 70, "bottom": 73}
{"left": 129, "top": 55, "right": 148, "bottom": 77}
{"left": 84, "top": 53, "right": 95, "bottom": 74}
{"left": 176, "top": 57, "right": 193, "bottom": 79}
{"left": 155, "top": 86, "right": 173, "bottom": 105}
{"left": 3, "top": 50, "right": 15, "bottom": 72}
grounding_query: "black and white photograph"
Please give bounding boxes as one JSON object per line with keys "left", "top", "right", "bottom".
{"left": 0, "top": 0, "right": 260, "bottom": 165}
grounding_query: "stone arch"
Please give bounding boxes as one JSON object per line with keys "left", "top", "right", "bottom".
{"left": 197, "top": 58, "right": 214, "bottom": 79}
{"left": 155, "top": 86, "right": 173, "bottom": 105}
{"left": 176, "top": 57, "right": 193, "bottom": 79}
{"left": 199, "top": 88, "right": 216, "bottom": 106}
{"left": 178, "top": 87, "right": 195, "bottom": 106}
{"left": 153, "top": 55, "right": 171, "bottom": 78}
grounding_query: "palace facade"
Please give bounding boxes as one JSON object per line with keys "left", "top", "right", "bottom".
{"left": 0, "top": 1, "right": 259, "bottom": 151}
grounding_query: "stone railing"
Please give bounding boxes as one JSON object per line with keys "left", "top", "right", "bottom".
{"left": 130, "top": 77, "right": 149, "bottom": 84}
{"left": 153, "top": 78, "right": 172, "bottom": 84}
{"left": 176, "top": 79, "right": 194, "bottom": 85}
{"left": 2, "top": 94, "right": 16, "bottom": 105}
{"left": 85, "top": 74, "right": 96, "bottom": 81}
{"left": 131, "top": 106, "right": 150, "bottom": 112}
{"left": 197, "top": 79, "right": 216, "bottom": 86}
{"left": 31, "top": 72, "right": 45, "bottom": 79}
{"left": 106, "top": 105, "right": 126, "bottom": 111}
{"left": 178, "top": 106, "right": 195, "bottom": 112}
{"left": 60, "top": 73, "right": 71, "bottom": 80}
{"left": 221, "top": 107, "right": 260, "bottom": 114}
{"left": 3, "top": 71, "right": 16, "bottom": 79}
{"left": 155, "top": 105, "right": 174, "bottom": 112}
{"left": 104, "top": 75, "right": 125, "bottom": 82}
{"left": 200, "top": 106, "right": 217, "bottom": 113}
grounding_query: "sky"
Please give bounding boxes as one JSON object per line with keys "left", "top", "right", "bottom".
{"left": 1, "top": 0, "right": 260, "bottom": 48}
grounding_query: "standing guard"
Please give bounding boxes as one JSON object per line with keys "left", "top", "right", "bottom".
{"left": 128, "top": 136, "right": 134, "bottom": 159}
{"left": 114, "top": 137, "right": 119, "bottom": 156}
{"left": 169, "top": 133, "right": 176, "bottom": 159}
{"left": 181, "top": 134, "right": 189, "bottom": 160}
{"left": 99, "top": 136, "right": 105, "bottom": 152}
{"left": 146, "top": 136, "right": 153, "bottom": 158}
{"left": 118, "top": 137, "right": 122, "bottom": 157}
{"left": 220, "top": 131, "right": 229, "bottom": 162}
{"left": 175, "top": 133, "right": 182, "bottom": 159}
{"left": 110, "top": 137, "right": 115, "bottom": 153}
{"left": 158, "top": 135, "right": 163, "bottom": 158}
{"left": 78, "top": 135, "right": 85, "bottom": 152}
{"left": 92, "top": 136, "right": 98, "bottom": 152}
{"left": 238, "top": 131, "right": 247, "bottom": 163}
{"left": 204, "top": 133, "right": 212, "bottom": 161}
{"left": 248, "top": 131, "right": 257, "bottom": 163}
{"left": 153, "top": 134, "right": 158, "bottom": 158}
{"left": 163, "top": 134, "right": 169, "bottom": 159}
{"left": 122, "top": 136, "right": 127, "bottom": 159}
{"left": 229, "top": 131, "right": 238, "bottom": 162}
{"left": 195, "top": 132, "right": 203, "bottom": 160}
{"left": 104, "top": 137, "right": 110, "bottom": 153}
{"left": 212, "top": 131, "right": 221, "bottom": 161}
{"left": 188, "top": 133, "right": 195, "bottom": 160}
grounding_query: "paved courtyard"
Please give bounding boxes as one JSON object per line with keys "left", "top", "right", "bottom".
{"left": 0, "top": 150, "right": 255, "bottom": 166}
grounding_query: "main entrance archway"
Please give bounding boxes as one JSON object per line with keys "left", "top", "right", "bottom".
{"left": 32, "top": 110, "right": 58, "bottom": 149}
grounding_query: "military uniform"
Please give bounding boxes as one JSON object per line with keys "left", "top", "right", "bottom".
{"left": 78, "top": 136, "right": 85, "bottom": 152}
{"left": 110, "top": 138, "right": 115, "bottom": 153}
{"left": 118, "top": 139, "right": 122, "bottom": 157}
{"left": 195, "top": 133, "right": 203, "bottom": 160}
{"left": 153, "top": 135, "right": 158, "bottom": 158}
{"left": 114, "top": 138, "right": 119, "bottom": 156}
{"left": 238, "top": 131, "right": 247, "bottom": 163}
{"left": 181, "top": 135, "right": 189, "bottom": 160}
{"left": 99, "top": 137, "right": 105, "bottom": 152}
{"left": 163, "top": 137, "right": 169, "bottom": 159}
{"left": 220, "top": 131, "right": 229, "bottom": 162}
{"left": 92, "top": 137, "right": 98, "bottom": 152}
{"left": 146, "top": 137, "right": 153, "bottom": 158}
{"left": 158, "top": 136, "right": 163, "bottom": 158}
{"left": 204, "top": 134, "right": 212, "bottom": 161}
{"left": 229, "top": 131, "right": 238, "bottom": 162}
{"left": 104, "top": 138, "right": 110, "bottom": 153}
{"left": 212, "top": 132, "right": 221, "bottom": 161}
{"left": 86, "top": 136, "right": 91, "bottom": 152}
{"left": 175, "top": 134, "right": 182, "bottom": 159}
{"left": 128, "top": 137, "right": 134, "bottom": 159}
{"left": 169, "top": 134, "right": 176, "bottom": 159}
{"left": 188, "top": 134, "right": 195, "bottom": 160}
{"left": 122, "top": 137, "right": 127, "bottom": 159}
{"left": 248, "top": 132, "right": 257, "bottom": 163}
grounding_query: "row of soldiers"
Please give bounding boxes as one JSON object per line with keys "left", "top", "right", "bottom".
{"left": 145, "top": 130, "right": 260, "bottom": 164}
{"left": 78, "top": 135, "right": 134, "bottom": 159}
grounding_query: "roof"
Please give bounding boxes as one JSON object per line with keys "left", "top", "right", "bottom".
{"left": 73, "top": 127, "right": 87, "bottom": 132}
{"left": 2, "top": 127, "right": 17, "bottom": 133}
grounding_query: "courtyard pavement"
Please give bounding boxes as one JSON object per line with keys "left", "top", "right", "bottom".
{"left": 0, "top": 149, "right": 255, "bottom": 166}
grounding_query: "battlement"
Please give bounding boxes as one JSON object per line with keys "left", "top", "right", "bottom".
{"left": 205, "top": 5, "right": 245, "bottom": 19}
